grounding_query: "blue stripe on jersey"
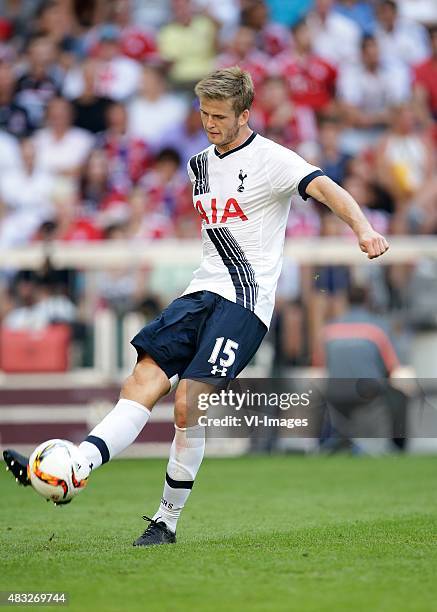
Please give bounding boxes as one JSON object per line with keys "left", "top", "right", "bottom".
{"left": 189, "top": 151, "right": 210, "bottom": 196}
{"left": 206, "top": 228, "right": 246, "bottom": 308}
{"left": 206, "top": 227, "right": 258, "bottom": 312}
{"left": 220, "top": 228, "right": 259, "bottom": 310}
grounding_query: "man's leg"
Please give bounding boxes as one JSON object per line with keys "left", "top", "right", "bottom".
{"left": 133, "top": 379, "right": 212, "bottom": 547}
{"left": 3, "top": 354, "right": 171, "bottom": 479}
{"left": 79, "top": 354, "right": 171, "bottom": 469}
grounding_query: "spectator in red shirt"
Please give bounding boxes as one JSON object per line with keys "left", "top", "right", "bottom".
{"left": 216, "top": 26, "right": 271, "bottom": 88}
{"left": 110, "top": 0, "right": 159, "bottom": 62}
{"left": 34, "top": 187, "right": 103, "bottom": 243}
{"left": 139, "top": 147, "right": 186, "bottom": 217}
{"left": 414, "top": 25, "right": 437, "bottom": 123}
{"left": 97, "top": 102, "right": 152, "bottom": 196}
{"left": 251, "top": 75, "right": 318, "bottom": 148}
{"left": 126, "top": 186, "right": 175, "bottom": 241}
{"left": 272, "top": 18, "right": 337, "bottom": 115}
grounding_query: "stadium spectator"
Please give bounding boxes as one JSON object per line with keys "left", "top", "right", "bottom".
{"left": 3, "top": 272, "right": 77, "bottom": 331}
{"left": 1, "top": 271, "right": 39, "bottom": 330}
{"left": 127, "top": 64, "right": 187, "bottom": 147}
{"left": 34, "top": 0, "right": 77, "bottom": 48}
{"left": 110, "top": 0, "right": 159, "bottom": 63}
{"left": 215, "top": 26, "right": 271, "bottom": 88}
{"left": 318, "top": 119, "right": 351, "bottom": 185}
{"left": 72, "top": 58, "right": 112, "bottom": 134}
{"left": 36, "top": 181, "right": 103, "bottom": 243}
{"left": 333, "top": 0, "right": 376, "bottom": 35}
{"left": 251, "top": 75, "right": 317, "bottom": 148}
{"left": 273, "top": 18, "right": 337, "bottom": 114}
{"left": 240, "top": 0, "right": 291, "bottom": 56}
{"left": 139, "top": 147, "right": 186, "bottom": 218}
{"left": 96, "top": 264, "right": 147, "bottom": 316}
{"left": 14, "top": 35, "right": 60, "bottom": 131}
{"left": 79, "top": 149, "right": 111, "bottom": 215}
{"left": 306, "top": 0, "right": 361, "bottom": 66}
{"left": 0, "top": 60, "right": 31, "bottom": 137}
{"left": 33, "top": 96, "right": 94, "bottom": 179}
{"left": 320, "top": 285, "right": 406, "bottom": 452}
{"left": 413, "top": 25, "right": 437, "bottom": 124}
{"left": 158, "top": 0, "right": 217, "bottom": 86}
{"left": 375, "top": 0, "right": 429, "bottom": 67}
{"left": 0, "top": 138, "right": 54, "bottom": 247}
{"left": 96, "top": 101, "right": 151, "bottom": 196}
{"left": 125, "top": 186, "right": 175, "bottom": 241}
{"left": 64, "top": 24, "right": 142, "bottom": 101}
{"left": 31, "top": 272, "right": 77, "bottom": 326}
{"left": 338, "top": 35, "right": 410, "bottom": 154}
{"left": 0, "top": 270, "right": 35, "bottom": 322}
{"left": 375, "top": 104, "right": 434, "bottom": 221}
{"left": 157, "top": 99, "right": 209, "bottom": 168}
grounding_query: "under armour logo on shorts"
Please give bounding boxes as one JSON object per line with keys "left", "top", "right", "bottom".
{"left": 210, "top": 365, "right": 228, "bottom": 376}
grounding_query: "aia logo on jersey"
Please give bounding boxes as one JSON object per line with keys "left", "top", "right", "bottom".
{"left": 237, "top": 170, "right": 247, "bottom": 192}
{"left": 195, "top": 198, "right": 248, "bottom": 224}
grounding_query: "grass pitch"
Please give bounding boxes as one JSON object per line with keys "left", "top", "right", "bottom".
{"left": 1, "top": 454, "right": 436, "bottom": 612}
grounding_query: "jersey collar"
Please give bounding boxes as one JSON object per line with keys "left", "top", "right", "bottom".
{"left": 214, "top": 131, "right": 257, "bottom": 159}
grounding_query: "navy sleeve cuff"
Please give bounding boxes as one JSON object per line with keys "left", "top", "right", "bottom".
{"left": 298, "top": 170, "right": 325, "bottom": 201}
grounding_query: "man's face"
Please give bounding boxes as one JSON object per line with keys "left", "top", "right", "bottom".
{"left": 377, "top": 3, "right": 396, "bottom": 31}
{"left": 362, "top": 39, "right": 379, "bottom": 69}
{"left": 199, "top": 97, "right": 246, "bottom": 148}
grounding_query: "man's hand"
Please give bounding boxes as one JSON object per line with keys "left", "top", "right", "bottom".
{"left": 357, "top": 230, "right": 389, "bottom": 259}
{"left": 304, "top": 176, "right": 390, "bottom": 259}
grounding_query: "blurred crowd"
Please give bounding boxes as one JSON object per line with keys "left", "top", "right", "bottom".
{"left": 0, "top": 0, "right": 436, "bottom": 368}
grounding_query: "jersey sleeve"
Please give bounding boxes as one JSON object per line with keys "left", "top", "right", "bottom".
{"left": 265, "top": 144, "right": 324, "bottom": 201}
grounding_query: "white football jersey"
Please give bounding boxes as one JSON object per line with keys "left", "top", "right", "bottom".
{"left": 183, "top": 132, "right": 323, "bottom": 328}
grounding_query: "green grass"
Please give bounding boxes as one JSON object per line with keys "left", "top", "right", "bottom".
{"left": 1, "top": 455, "right": 437, "bottom": 612}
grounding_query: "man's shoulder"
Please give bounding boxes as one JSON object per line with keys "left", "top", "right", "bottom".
{"left": 187, "top": 144, "right": 214, "bottom": 178}
{"left": 254, "top": 134, "right": 299, "bottom": 161}
{"left": 189, "top": 143, "right": 214, "bottom": 163}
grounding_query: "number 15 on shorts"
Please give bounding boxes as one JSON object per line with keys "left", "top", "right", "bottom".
{"left": 208, "top": 337, "right": 239, "bottom": 376}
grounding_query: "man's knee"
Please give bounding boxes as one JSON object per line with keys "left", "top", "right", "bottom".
{"left": 174, "top": 396, "right": 188, "bottom": 429}
{"left": 121, "top": 354, "right": 170, "bottom": 408}
{"left": 174, "top": 380, "right": 215, "bottom": 428}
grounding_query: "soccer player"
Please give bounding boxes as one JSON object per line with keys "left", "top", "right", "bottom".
{"left": 4, "top": 67, "right": 389, "bottom": 546}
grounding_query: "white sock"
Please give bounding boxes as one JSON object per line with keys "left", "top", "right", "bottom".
{"left": 152, "top": 424, "right": 205, "bottom": 533}
{"left": 79, "top": 399, "right": 150, "bottom": 470}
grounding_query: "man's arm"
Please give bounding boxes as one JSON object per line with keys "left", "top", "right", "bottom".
{"left": 305, "top": 175, "right": 389, "bottom": 260}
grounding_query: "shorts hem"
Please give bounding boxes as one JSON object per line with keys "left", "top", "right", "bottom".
{"left": 131, "top": 338, "right": 178, "bottom": 383}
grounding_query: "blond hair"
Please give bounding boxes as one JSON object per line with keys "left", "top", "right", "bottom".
{"left": 194, "top": 66, "right": 254, "bottom": 116}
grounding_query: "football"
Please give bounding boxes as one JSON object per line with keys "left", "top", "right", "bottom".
{"left": 28, "top": 439, "right": 90, "bottom": 504}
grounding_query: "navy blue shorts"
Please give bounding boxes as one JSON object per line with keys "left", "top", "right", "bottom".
{"left": 131, "top": 291, "right": 267, "bottom": 384}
